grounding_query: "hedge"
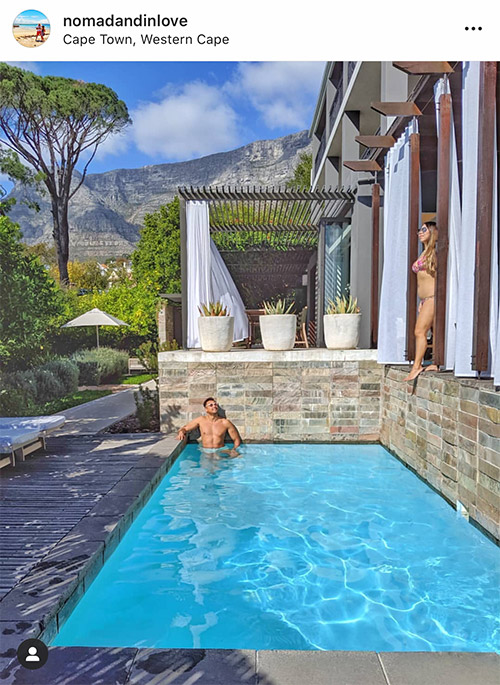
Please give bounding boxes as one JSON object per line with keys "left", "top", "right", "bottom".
{"left": 0, "top": 358, "right": 79, "bottom": 416}
{"left": 71, "top": 347, "right": 129, "bottom": 385}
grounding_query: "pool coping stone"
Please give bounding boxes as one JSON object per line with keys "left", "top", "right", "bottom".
{"left": 378, "top": 651, "right": 500, "bottom": 685}
{"left": 257, "top": 649, "right": 387, "bottom": 684}
{"left": 0, "top": 648, "right": 498, "bottom": 684}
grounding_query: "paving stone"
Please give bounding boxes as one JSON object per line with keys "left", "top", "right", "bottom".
{"left": 87, "top": 495, "right": 137, "bottom": 518}
{"left": 131, "top": 455, "right": 170, "bottom": 469}
{"left": 379, "top": 651, "right": 500, "bottom": 685}
{"left": 106, "top": 479, "right": 151, "bottom": 499}
{"left": 0, "top": 540, "right": 103, "bottom": 623}
{"left": 0, "top": 646, "right": 137, "bottom": 685}
{"left": 128, "top": 648, "right": 256, "bottom": 684}
{"left": 257, "top": 650, "right": 386, "bottom": 685}
{"left": 0, "top": 621, "right": 39, "bottom": 660}
{"left": 121, "top": 468, "right": 162, "bottom": 483}
{"left": 67, "top": 516, "right": 122, "bottom": 543}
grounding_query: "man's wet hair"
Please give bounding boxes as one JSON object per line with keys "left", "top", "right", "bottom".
{"left": 203, "top": 397, "right": 217, "bottom": 408}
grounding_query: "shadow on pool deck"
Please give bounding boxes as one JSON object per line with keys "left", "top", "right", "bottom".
{"left": 0, "top": 434, "right": 498, "bottom": 684}
{"left": 1, "top": 646, "right": 499, "bottom": 684}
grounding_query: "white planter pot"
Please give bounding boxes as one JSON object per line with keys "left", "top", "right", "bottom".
{"left": 323, "top": 313, "right": 361, "bottom": 349}
{"left": 198, "top": 316, "right": 234, "bottom": 352}
{"left": 259, "top": 314, "right": 297, "bottom": 351}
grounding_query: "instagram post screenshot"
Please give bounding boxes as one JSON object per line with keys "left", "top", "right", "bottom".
{"left": 0, "top": 1, "right": 498, "bottom": 683}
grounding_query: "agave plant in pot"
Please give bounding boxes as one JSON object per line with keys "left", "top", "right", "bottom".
{"left": 259, "top": 299, "right": 296, "bottom": 351}
{"left": 323, "top": 295, "right": 361, "bottom": 349}
{"left": 198, "top": 301, "right": 234, "bottom": 352}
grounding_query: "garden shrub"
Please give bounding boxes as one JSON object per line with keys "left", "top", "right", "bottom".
{"left": 0, "top": 378, "right": 34, "bottom": 417}
{"left": 32, "top": 368, "right": 64, "bottom": 403}
{"left": 4, "top": 369, "right": 38, "bottom": 402}
{"left": 73, "top": 359, "right": 100, "bottom": 385}
{"left": 43, "top": 359, "right": 79, "bottom": 395}
{"left": 134, "top": 385, "right": 159, "bottom": 429}
{"left": 72, "top": 348, "right": 129, "bottom": 385}
{"left": 0, "top": 358, "right": 81, "bottom": 414}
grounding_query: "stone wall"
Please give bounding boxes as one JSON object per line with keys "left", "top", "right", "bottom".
{"left": 158, "top": 351, "right": 499, "bottom": 541}
{"left": 159, "top": 350, "right": 382, "bottom": 442}
{"left": 381, "top": 366, "right": 500, "bottom": 541}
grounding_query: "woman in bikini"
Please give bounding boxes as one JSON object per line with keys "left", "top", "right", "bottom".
{"left": 403, "top": 221, "right": 438, "bottom": 381}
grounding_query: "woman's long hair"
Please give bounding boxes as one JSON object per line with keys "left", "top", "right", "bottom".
{"left": 421, "top": 221, "right": 437, "bottom": 276}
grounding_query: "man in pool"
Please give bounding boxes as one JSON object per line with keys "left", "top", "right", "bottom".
{"left": 176, "top": 398, "right": 242, "bottom": 457}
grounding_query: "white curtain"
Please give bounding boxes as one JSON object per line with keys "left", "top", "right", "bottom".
{"left": 454, "top": 62, "right": 480, "bottom": 376}
{"left": 434, "top": 78, "right": 461, "bottom": 370}
{"left": 378, "top": 120, "right": 418, "bottom": 364}
{"left": 209, "top": 240, "right": 249, "bottom": 344}
{"left": 186, "top": 200, "right": 248, "bottom": 348}
{"left": 454, "top": 62, "right": 499, "bottom": 379}
{"left": 187, "top": 202, "right": 212, "bottom": 349}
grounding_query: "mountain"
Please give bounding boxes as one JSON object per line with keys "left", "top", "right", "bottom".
{"left": 8, "top": 130, "right": 311, "bottom": 260}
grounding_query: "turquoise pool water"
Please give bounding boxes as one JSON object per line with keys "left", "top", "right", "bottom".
{"left": 53, "top": 444, "right": 500, "bottom": 651}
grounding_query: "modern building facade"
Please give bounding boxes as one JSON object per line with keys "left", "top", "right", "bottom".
{"left": 310, "top": 62, "right": 424, "bottom": 349}
{"left": 309, "top": 61, "right": 498, "bottom": 382}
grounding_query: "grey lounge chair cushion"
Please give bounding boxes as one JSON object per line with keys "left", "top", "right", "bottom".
{"left": 0, "top": 428, "right": 42, "bottom": 453}
{"left": 0, "top": 415, "right": 65, "bottom": 433}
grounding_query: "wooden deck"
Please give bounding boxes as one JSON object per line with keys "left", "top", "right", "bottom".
{"left": 0, "top": 433, "right": 181, "bottom": 669}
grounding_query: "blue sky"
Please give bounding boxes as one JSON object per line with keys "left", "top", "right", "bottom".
{"left": 5, "top": 61, "right": 325, "bottom": 177}
{"left": 13, "top": 10, "right": 49, "bottom": 26}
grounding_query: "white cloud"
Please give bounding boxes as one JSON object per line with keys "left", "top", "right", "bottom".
{"left": 229, "top": 62, "right": 325, "bottom": 129}
{"left": 6, "top": 62, "right": 41, "bottom": 74}
{"left": 131, "top": 82, "right": 240, "bottom": 161}
{"left": 93, "top": 129, "right": 131, "bottom": 161}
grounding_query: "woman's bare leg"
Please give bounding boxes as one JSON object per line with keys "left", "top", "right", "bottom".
{"left": 403, "top": 299, "right": 435, "bottom": 381}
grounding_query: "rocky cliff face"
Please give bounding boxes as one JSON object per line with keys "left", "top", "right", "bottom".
{"left": 8, "top": 130, "right": 311, "bottom": 259}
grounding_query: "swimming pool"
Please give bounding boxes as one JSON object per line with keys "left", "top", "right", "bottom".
{"left": 53, "top": 443, "right": 500, "bottom": 652}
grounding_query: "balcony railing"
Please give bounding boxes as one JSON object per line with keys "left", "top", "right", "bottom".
{"left": 347, "top": 61, "right": 357, "bottom": 82}
{"left": 314, "top": 129, "right": 327, "bottom": 177}
{"left": 329, "top": 85, "right": 343, "bottom": 134}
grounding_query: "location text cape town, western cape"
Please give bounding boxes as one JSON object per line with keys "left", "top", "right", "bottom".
{"left": 63, "top": 34, "right": 229, "bottom": 47}
{"left": 62, "top": 14, "right": 230, "bottom": 47}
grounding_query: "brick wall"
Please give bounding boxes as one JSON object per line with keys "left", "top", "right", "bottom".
{"left": 381, "top": 366, "right": 500, "bottom": 541}
{"left": 159, "top": 350, "right": 382, "bottom": 443}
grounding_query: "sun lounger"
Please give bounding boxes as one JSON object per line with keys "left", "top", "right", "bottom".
{"left": 0, "top": 416, "right": 66, "bottom": 432}
{"left": 0, "top": 415, "right": 65, "bottom": 468}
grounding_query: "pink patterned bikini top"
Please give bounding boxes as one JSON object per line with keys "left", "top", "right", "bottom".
{"left": 412, "top": 255, "right": 427, "bottom": 273}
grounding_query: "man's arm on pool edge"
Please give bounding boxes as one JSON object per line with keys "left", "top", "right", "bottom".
{"left": 176, "top": 417, "right": 201, "bottom": 441}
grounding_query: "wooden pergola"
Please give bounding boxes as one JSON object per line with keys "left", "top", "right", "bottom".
{"left": 178, "top": 185, "right": 355, "bottom": 347}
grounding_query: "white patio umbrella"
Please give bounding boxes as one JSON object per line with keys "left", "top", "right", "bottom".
{"left": 62, "top": 308, "right": 129, "bottom": 348}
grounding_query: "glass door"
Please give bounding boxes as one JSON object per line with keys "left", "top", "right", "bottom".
{"left": 316, "top": 219, "right": 352, "bottom": 346}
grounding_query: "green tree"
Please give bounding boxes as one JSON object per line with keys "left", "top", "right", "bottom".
{"left": 287, "top": 152, "right": 312, "bottom": 190}
{"left": 0, "top": 64, "right": 131, "bottom": 284}
{"left": 67, "top": 260, "right": 108, "bottom": 291}
{"left": 89, "top": 278, "right": 160, "bottom": 345}
{"left": 132, "top": 197, "right": 181, "bottom": 293}
{"left": 0, "top": 148, "right": 44, "bottom": 215}
{"left": 0, "top": 216, "right": 65, "bottom": 369}
{"left": 24, "top": 241, "right": 58, "bottom": 268}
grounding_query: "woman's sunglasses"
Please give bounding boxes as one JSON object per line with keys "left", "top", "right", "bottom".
{"left": 417, "top": 226, "right": 429, "bottom": 234}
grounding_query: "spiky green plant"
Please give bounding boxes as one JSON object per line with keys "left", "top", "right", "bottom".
{"left": 198, "top": 301, "right": 230, "bottom": 316}
{"left": 262, "top": 298, "right": 295, "bottom": 315}
{"left": 325, "top": 295, "right": 360, "bottom": 315}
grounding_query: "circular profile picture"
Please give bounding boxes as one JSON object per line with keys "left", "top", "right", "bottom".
{"left": 12, "top": 10, "right": 50, "bottom": 48}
